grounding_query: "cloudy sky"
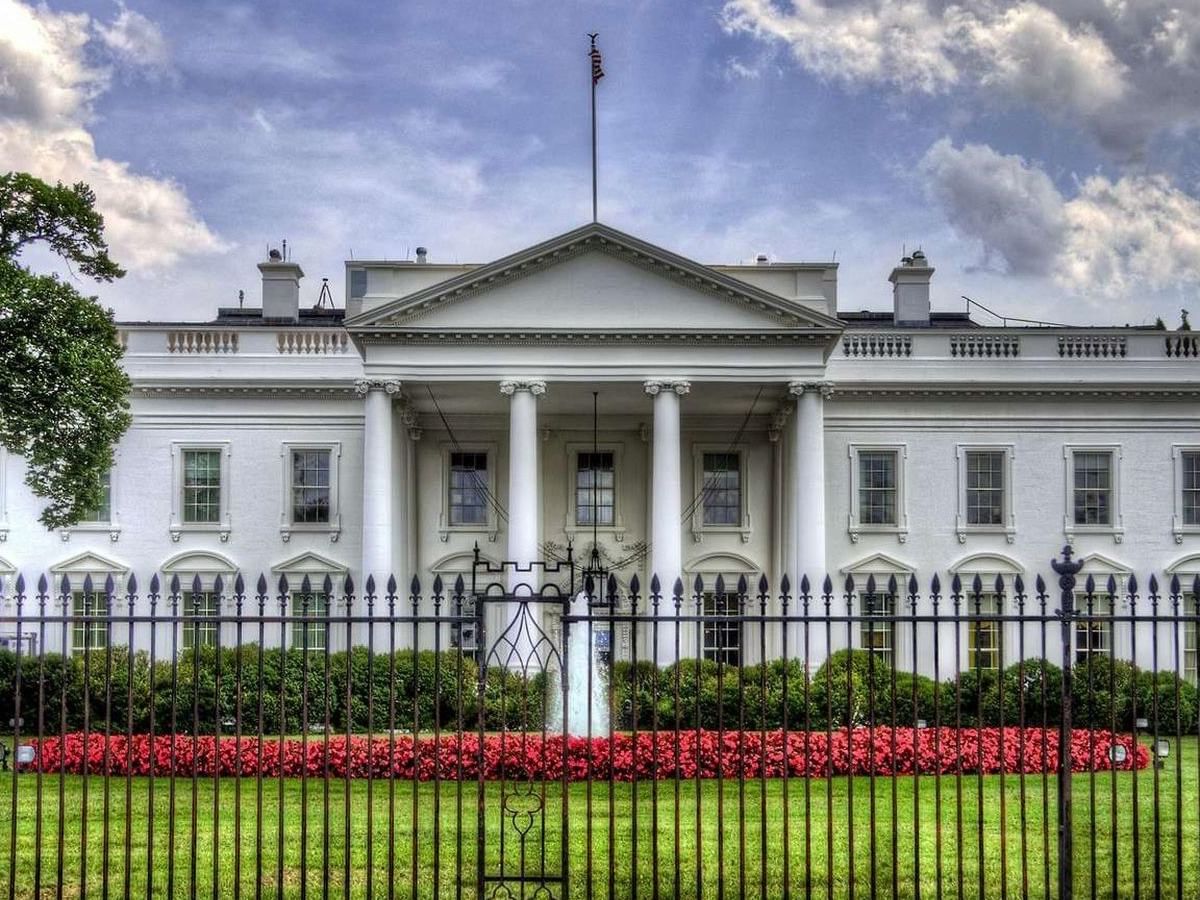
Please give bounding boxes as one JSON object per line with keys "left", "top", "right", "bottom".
{"left": 3, "top": 0, "right": 1200, "bottom": 326}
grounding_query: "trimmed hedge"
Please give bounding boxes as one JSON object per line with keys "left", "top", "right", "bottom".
{"left": 0, "top": 648, "right": 1193, "bottom": 736}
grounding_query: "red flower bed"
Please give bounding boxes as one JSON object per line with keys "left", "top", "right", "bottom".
{"left": 25, "top": 728, "right": 1146, "bottom": 781}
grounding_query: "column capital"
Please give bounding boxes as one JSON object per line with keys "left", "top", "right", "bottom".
{"left": 354, "top": 378, "right": 403, "bottom": 397}
{"left": 787, "top": 380, "right": 835, "bottom": 400}
{"left": 644, "top": 379, "right": 691, "bottom": 397}
{"left": 499, "top": 379, "right": 547, "bottom": 396}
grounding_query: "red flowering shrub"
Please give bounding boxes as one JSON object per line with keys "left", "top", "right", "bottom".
{"left": 26, "top": 727, "right": 1146, "bottom": 781}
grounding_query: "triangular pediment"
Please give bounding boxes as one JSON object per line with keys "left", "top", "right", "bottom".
{"left": 1076, "top": 552, "right": 1131, "bottom": 577}
{"left": 271, "top": 551, "right": 348, "bottom": 575}
{"left": 50, "top": 550, "right": 129, "bottom": 576}
{"left": 840, "top": 553, "right": 916, "bottom": 579}
{"left": 347, "top": 223, "right": 844, "bottom": 333}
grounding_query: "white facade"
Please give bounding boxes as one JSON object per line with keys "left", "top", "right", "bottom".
{"left": 2, "top": 223, "right": 1199, "bottom": 676}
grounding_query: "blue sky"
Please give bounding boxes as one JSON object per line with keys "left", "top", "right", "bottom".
{"left": 3, "top": 0, "right": 1200, "bottom": 325}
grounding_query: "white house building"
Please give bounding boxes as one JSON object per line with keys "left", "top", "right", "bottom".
{"left": 2, "top": 222, "right": 1199, "bottom": 678}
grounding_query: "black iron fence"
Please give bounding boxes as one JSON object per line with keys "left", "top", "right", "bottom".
{"left": 0, "top": 546, "right": 1196, "bottom": 898}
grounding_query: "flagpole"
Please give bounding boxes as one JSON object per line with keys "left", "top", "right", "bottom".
{"left": 589, "top": 33, "right": 599, "bottom": 223}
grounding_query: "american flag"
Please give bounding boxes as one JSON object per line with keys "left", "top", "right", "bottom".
{"left": 590, "top": 38, "right": 604, "bottom": 84}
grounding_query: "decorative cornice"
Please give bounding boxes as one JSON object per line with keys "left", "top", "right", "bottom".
{"left": 354, "top": 329, "right": 834, "bottom": 346}
{"left": 136, "top": 384, "right": 361, "bottom": 399}
{"left": 499, "top": 379, "right": 547, "bottom": 396}
{"left": 644, "top": 379, "right": 691, "bottom": 397}
{"left": 353, "top": 378, "right": 402, "bottom": 397}
{"left": 788, "top": 380, "right": 836, "bottom": 399}
{"left": 831, "top": 386, "right": 1200, "bottom": 400}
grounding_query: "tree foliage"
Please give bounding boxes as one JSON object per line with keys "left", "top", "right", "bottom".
{"left": 0, "top": 171, "right": 131, "bottom": 528}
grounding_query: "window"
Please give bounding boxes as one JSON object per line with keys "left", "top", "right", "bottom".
{"left": 1074, "top": 593, "right": 1113, "bottom": 663}
{"left": 702, "top": 591, "right": 741, "bottom": 666}
{"left": 291, "top": 449, "right": 331, "bottom": 524}
{"left": 1185, "top": 595, "right": 1199, "bottom": 686}
{"left": 1073, "top": 452, "right": 1113, "bottom": 526}
{"left": 858, "top": 451, "right": 898, "bottom": 526}
{"left": 72, "top": 591, "right": 109, "bottom": 652}
{"left": 448, "top": 452, "right": 488, "bottom": 526}
{"left": 965, "top": 452, "right": 1004, "bottom": 526}
{"left": 967, "top": 593, "right": 1002, "bottom": 670}
{"left": 860, "top": 588, "right": 895, "bottom": 667}
{"left": 291, "top": 591, "right": 328, "bottom": 651}
{"left": 1182, "top": 452, "right": 1200, "bottom": 527}
{"left": 79, "top": 470, "right": 113, "bottom": 523}
{"left": 183, "top": 449, "right": 222, "bottom": 523}
{"left": 576, "top": 452, "right": 615, "bottom": 526}
{"left": 701, "top": 453, "right": 741, "bottom": 526}
{"left": 182, "top": 592, "right": 219, "bottom": 650}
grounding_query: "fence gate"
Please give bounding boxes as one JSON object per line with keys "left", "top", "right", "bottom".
{"left": 472, "top": 552, "right": 574, "bottom": 899}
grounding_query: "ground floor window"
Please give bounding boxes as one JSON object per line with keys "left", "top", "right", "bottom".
{"left": 72, "top": 590, "right": 109, "bottom": 652}
{"left": 291, "top": 590, "right": 329, "bottom": 651}
{"left": 860, "top": 588, "right": 895, "bottom": 668}
{"left": 182, "top": 591, "right": 220, "bottom": 650}
{"left": 967, "top": 593, "right": 1003, "bottom": 670}
{"left": 1185, "top": 595, "right": 1198, "bottom": 686}
{"left": 1075, "top": 593, "right": 1112, "bottom": 663}
{"left": 702, "top": 591, "right": 741, "bottom": 666}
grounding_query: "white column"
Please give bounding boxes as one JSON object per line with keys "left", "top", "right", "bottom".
{"left": 500, "top": 380, "right": 545, "bottom": 576}
{"left": 645, "top": 379, "right": 689, "bottom": 662}
{"left": 788, "top": 380, "right": 832, "bottom": 667}
{"left": 358, "top": 379, "right": 401, "bottom": 590}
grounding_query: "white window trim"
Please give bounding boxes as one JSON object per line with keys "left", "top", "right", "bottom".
{"left": 278, "top": 441, "right": 342, "bottom": 543}
{"left": 63, "top": 456, "right": 122, "bottom": 543}
{"left": 1172, "top": 444, "right": 1200, "bottom": 544}
{"left": 0, "top": 447, "right": 8, "bottom": 543}
{"left": 438, "top": 442, "right": 499, "bottom": 543}
{"left": 1063, "top": 444, "right": 1124, "bottom": 544}
{"left": 170, "top": 441, "right": 232, "bottom": 542}
{"left": 955, "top": 444, "right": 1015, "bottom": 544}
{"left": 563, "top": 441, "right": 627, "bottom": 542}
{"left": 848, "top": 443, "right": 909, "bottom": 543}
{"left": 689, "top": 444, "right": 751, "bottom": 544}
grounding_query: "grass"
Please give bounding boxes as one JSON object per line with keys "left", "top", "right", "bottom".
{"left": 0, "top": 738, "right": 1196, "bottom": 899}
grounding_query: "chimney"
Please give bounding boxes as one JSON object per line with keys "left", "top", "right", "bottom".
{"left": 889, "top": 249, "right": 933, "bottom": 326}
{"left": 415, "top": 246, "right": 428, "bottom": 264}
{"left": 258, "top": 247, "right": 304, "bottom": 321}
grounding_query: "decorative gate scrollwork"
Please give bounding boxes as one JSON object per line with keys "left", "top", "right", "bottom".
{"left": 473, "top": 549, "right": 574, "bottom": 899}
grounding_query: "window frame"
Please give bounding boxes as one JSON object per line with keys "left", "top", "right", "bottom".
{"left": 279, "top": 441, "right": 342, "bottom": 543}
{"left": 1063, "top": 445, "right": 1123, "bottom": 543}
{"left": 72, "top": 589, "right": 111, "bottom": 653}
{"left": 181, "top": 591, "right": 221, "bottom": 651}
{"left": 289, "top": 589, "right": 330, "bottom": 653}
{"left": 1172, "top": 445, "right": 1200, "bottom": 543}
{"left": 858, "top": 586, "right": 896, "bottom": 668}
{"left": 1184, "top": 593, "right": 1198, "bottom": 687}
{"left": 690, "top": 444, "right": 750, "bottom": 543}
{"left": 438, "top": 442, "right": 499, "bottom": 542}
{"left": 170, "top": 442, "right": 232, "bottom": 542}
{"left": 965, "top": 591, "right": 1003, "bottom": 671}
{"left": 848, "top": 444, "right": 908, "bottom": 543}
{"left": 955, "top": 445, "right": 1015, "bottom": 543}
{"left": 563, "top": 442, "right": 627, "bottom": 542}
{"left": 1073, "top": 591, "right": 1114, "bottom": 664}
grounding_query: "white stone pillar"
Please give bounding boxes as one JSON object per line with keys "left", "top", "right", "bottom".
{"left": 498, "top": 380, "right": 545, "bottom": 665}
{"left": 788, "top": 380, "right": 832, "bottom": 667}
{"left": 358, "top": 379, "right": 402, "bottom": 590}
{"left": 645, "top": 379, "right": 689, "bottom": 662}
{"left": 500, "top": 379, "right": 545, "bottom": 576}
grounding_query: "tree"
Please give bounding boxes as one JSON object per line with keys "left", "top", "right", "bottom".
{"left": 0, "top": 172, "right": 131, "bottom": 529}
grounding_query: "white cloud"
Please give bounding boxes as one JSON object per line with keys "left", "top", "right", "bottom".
{"left": 0, "top": 0, "right": 223, "bottom": 271}
{"left": 429, "top": 60, "right": 511, "bottom": 92}
{"left": 918, "top": 139, "right": 1200, "bottom": 298}
{"left": 721, "top": 0, "right": 1200, "bottom": 156}
{"left": 93, "top": 3, "right": 170, "bottom": 73}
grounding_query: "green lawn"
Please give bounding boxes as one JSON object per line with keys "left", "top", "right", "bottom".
{"left": 0, "top": 739, "right": 1197, "bottom": 899}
